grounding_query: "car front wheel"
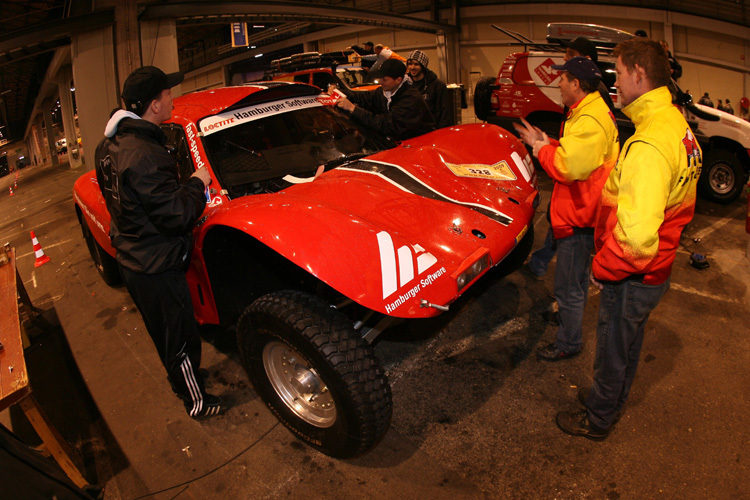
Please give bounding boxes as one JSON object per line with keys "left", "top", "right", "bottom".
{"left": 236, "top": 290, "right": 392, "bottom": 458}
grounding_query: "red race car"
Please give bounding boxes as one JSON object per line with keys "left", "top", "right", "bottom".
{"left": 74, "top": 82, "right": 538, "bottom": 457}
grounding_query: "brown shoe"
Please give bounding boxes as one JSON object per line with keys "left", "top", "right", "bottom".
{"left": 556, "top": 409, "right": 609, "bottom": 441}
{"left": 536, "top": 342, "right": 579, "bottom": 361}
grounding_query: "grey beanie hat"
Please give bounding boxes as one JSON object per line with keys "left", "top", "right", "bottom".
{"left": 407, "top": 50, "right": 429, "bottom": 68}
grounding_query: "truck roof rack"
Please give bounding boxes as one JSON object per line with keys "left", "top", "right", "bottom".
{"left": 491, "top": 23, "right": 635, "bottom": 58}
{"left": 269, "top": 51, "right": 356, "bottom": 74}
{"left": 546, "top": 23, "right": 634, "bottom": 49}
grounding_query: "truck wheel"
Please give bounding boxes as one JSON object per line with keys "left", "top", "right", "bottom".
{"left": 698, "top": 149, "right": 744, "bottom": 204}
{"left": 474, "top": 77, "right": 496, "bottom": 121}
{"left": 80, "top": 218, "right": 121, "bottom": 285}
{"left": 237, "top": 290, "right": 392, "bottom": 458}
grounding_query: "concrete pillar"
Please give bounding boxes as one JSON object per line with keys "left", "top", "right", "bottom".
{"left": 42, "top": 100, "right": 59, "bottom": 167}
{"left": 56, "top": 65, "right": 83, "bottom": 169}
{"left": 32, "top": 117, "right": 45, "bottom": 166}
{"left": 71, "top": 26, "right": 120, "bottom": 169}
{"left": 114, "top": 1, "right": 141, "bottom": 92}
{"left": 140, "top": 18, "right": 182, "bottom": 96}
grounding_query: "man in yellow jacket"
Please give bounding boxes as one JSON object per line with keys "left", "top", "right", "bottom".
{"left": 557, "top": 38, "right": 702, "bottom": 440}
{"left": 515, "top": 57, "right": 619, "bottom": 362}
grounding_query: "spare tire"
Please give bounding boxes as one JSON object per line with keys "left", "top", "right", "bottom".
{"left": 474, "top": 77, "right": 497, "bottom": 121}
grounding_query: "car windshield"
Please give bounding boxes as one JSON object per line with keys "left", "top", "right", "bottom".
{"left": 202, "top": 104, "right": 395, "bottom": 198}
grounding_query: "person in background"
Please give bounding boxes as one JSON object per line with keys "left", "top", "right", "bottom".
{"left": 349, "top": 41, "right": 375, "bottom": 69}
{"left": 331, "top": 59, "right": 434, "bottom": 141}
{"left": 698, "top": 92, "right": 714, "bottom": 107}
{"left": 725, "top": 99, "right": 735, "bottom": 115}
{"left": 95, "top": 66, "right": 229, "bottom": 420}
{"left": 557, "top": 37, "right": 701, "bottom": 440}
{"left": 660, "top": 40, "right": 682, "bottom": 80}
{"left": 717, "top": 99, "right": 726, "bottom": 112}
{"left": 362, "top": 44, "right": 406, "bottom": 73}
{"left": 405, "top": 50, "right": 453, "bottom": 128}
{"left": 514, "top": 57, "right": 619, "bottom": 362}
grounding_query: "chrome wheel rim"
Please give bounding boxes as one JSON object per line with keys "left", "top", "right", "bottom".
{"left": 709, "top": 164, "right": 735, "bottom": 194}
{"left": 262, "top": 341, "right": 336, "bottom": 428}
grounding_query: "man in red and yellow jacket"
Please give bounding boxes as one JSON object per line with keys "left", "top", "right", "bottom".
{"left": 515, "top": 57, "right": 619, "bottom": 362}
{"left": 557, "top": 38, "right": 702, "bottom": 441}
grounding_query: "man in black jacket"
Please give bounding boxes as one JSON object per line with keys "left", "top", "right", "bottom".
{"left": 406, "top": 50, "right": 453, "bottom": 128}
{"left": 331, "top": 59, "right": 434, "bottom": 141}
{"left": 95, "top": 66, "right": 227, "bottom": 420}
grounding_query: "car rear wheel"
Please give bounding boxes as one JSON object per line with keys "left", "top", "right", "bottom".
{"left": 80, "top": 218, "right": 121, "bottom": 285}
{"left": 236, "top": 290, "right": 392, "bottom": 458}
{"left": 474, "top": 77, "right": 496, "bottom": 121}
{"left": 698, "top": 148, "right": 744, "bottom": 204}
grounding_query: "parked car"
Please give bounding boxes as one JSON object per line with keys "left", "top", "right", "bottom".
{"left": 474, "top": 23, "right": 750, "bottom": 204}
{"left": 74, "top": 82, "right": 538, "bottom": 458}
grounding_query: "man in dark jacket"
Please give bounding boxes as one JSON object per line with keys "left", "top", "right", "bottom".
{"left": 406, "top": 50, "right": 453, "bottom": 128}
{"left": 332, "top": 59, "right": 434, "bottom": 140}
{"left": 349, "top": 41, "right": 375, "bottom": 69}
{"left": 95, "top": 66, "right": 227, "bottom": 420}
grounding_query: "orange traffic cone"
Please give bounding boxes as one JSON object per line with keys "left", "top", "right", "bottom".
{"left": 9, "top": 186, "right": 13, "bottom": 196}
{"left": 31, "top": 231, "right": 51, "bottom": 267}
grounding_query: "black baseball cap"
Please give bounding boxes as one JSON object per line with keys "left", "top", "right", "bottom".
{"left": 379, "top": 59, "right": 407, "bottom": 79}
{"left": 121, "top": 66, "right": 184, "bottom": 115}
{"left": 561, "top": 37, "right": 598, "bottom": 63}
{"left": 551, "top": 57, "right": 602, "bottom": 85}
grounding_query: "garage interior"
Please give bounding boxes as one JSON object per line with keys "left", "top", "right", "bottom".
{"left": 0, "top": 1, "right": 748, "bottom": 499}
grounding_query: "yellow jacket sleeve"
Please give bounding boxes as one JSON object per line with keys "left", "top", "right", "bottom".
{"left": 542, "top": 115, "right": 609, "bottom": 185}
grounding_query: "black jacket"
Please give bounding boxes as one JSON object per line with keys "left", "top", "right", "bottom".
{"left": 95, "top": 116, "right": 206, "bottom": 274}
{"left": 411, "top": 68, "right": 453, "bottom": 128}
{"left": 344, "top": 83, "right": 435, "bottom": 140}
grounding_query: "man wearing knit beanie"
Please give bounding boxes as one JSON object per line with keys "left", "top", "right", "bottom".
{"left": 331, "top": 58, "right": 435, "bottom": 140}
{"left": 406, "top": 50, "right": 453, "bottom": 128}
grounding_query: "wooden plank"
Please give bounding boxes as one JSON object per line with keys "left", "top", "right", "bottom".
{"left": 0, "top": 248, "right": 29, "bottom": 413}
{"left": 18, "top": 395, "right": 90, "bottom": 489}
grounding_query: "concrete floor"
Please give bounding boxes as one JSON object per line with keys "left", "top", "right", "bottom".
{"left": 0, "top": 158, "right": 748, "bottom": 500}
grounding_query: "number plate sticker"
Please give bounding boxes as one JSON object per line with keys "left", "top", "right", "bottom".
{"left": 445, "top": 160, "right": 517, "bottom": 181}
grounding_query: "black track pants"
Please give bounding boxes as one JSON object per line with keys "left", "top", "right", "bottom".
{"left": 119, "top": 266, "right": 208, "bottom": 416}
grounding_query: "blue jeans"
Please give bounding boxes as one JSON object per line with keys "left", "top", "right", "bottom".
{"left": 528, "top": 227, "right": 557, "bottom": 276}
{"left": 553, "top": 233, "right": 594, "bottom": 353}
{"left": 584, "top": 278, "right": 670, "bottom": 429}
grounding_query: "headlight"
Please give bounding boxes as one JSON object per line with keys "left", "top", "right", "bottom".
{"left": 455, "top": 251, "right": 491, "bottom": 292}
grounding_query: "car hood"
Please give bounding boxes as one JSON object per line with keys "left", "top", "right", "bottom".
{"left": 200, "top": 124, "right": 537, "bottom": 317}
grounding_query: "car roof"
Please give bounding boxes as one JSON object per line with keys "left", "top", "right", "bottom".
{"left": 170, "top": 82, "right": 321, "bottom": 124}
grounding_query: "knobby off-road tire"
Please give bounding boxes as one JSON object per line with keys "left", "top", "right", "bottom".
{"left": 698, "top": 148, "right": 744, "bottom": 204}
{"left": 474, "top": 77, "right": 496, "bottom": 121}
{"left": 80, "top": 218, "right": 121, "bottom": 285}
{"left": 236, "top": 290, "right": 392, "bottom": 458}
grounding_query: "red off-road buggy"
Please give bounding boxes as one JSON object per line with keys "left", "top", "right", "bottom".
{"left": 74, "top": 82, "right": 538, "bottom": 457}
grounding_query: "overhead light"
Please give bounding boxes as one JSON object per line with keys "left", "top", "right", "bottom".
{"left": 70, "top": 87, "right": 75, "bottom": 91}
{"left": 255, "top": 53, "right": 263, "bottom": 58}
{"left": 253, "top": 24, "right": 264, "bottom": 28}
